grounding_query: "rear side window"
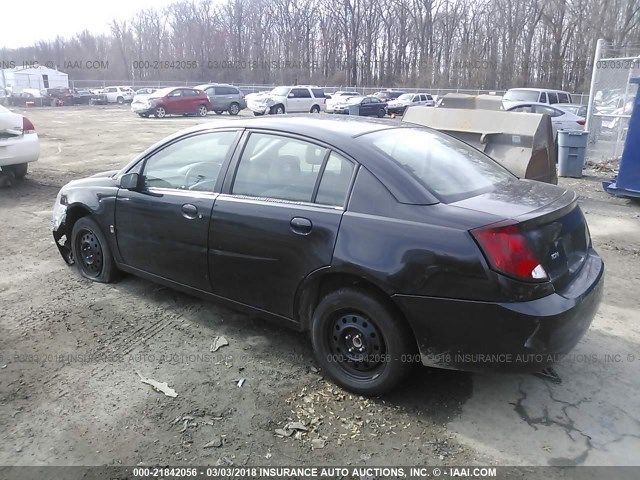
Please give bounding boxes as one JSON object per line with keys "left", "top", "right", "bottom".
{"left": 311, "top": 88, "right": 325, "bottom": 98}
{"left": 232, "top": 133, "right": 326, "bottom": 202}
{"left": 548, "top": 92, "right": 559, "bottom": 104}
{"left": 215, "top": 86, "right": 238, "bottom": 95}
{"left": 363, "top": 128, "right": 514, "bottom": 203}
{"left": 316, "top": 153, "right": 355, "bottom": 207}
{"left": 557, "top": 93, "right": 569, "bottom": 103}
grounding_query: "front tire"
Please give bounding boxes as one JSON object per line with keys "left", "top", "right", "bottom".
{"left": 154, "top": 106, "right": 166, "bottom": 118}
{"left": 116, "top": 96, "right": 124, "bottom": 105}
{"left": 377, "top": 108, "right": 386, "bottom": 118}
{"left": 310, "top": 105, "right": 321, "bottom": 113}
{"left": 311, "top": 287, "right": 416, "bottom": 396}
{"left": 271, "top": 104, "right": 285, "bottom": 115}
{"left": 71, "top": 217, "right": 118, "bottom": 283}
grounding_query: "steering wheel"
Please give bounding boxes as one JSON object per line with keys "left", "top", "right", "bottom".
{"left": 184, "top": 163, "right": 219, "bottom": 190}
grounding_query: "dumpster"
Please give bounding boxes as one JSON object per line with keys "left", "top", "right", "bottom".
{"left": 603, "top": 77, "right": 640, "bottom": 198}
{"left": 402, "top": 99, "right": 558, "bottom": 184}
{"left": 557, "top": 130, "right": 589, "bottom": 178}
{"left": 348, "top": 105, "right": 360, "bottom": 116}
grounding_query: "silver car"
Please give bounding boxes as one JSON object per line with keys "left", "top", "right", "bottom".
{"left": 506, "top": 102, "right": 585, "bottom": 137}
{"left": 196, "top": 84, "right": 246, "bottom": 115}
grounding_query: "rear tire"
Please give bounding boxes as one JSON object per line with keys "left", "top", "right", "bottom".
{"left": 228, "top": 103, "right": 240, "bottom": 115}
{"left": 71, "top": 217, "right": 118, "bottom": 283}
{"left": 12, "top": 163, "right": 28, "bottom": 179}
{"left": 197, "top": 104, "right": 208, "bottom": 117}
{"left": 310, "top": 105, "right": 321, "bottom": 113}
{"left": 116, "top": 96, "right": 124, "bottom": 105}
{"left": 311, "top": 287, "right": 416, "bottom": 396}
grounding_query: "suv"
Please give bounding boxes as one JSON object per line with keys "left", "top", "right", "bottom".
{"left": 373, "top": 90, "right": 406, "bottom": 101}
{"left": 386, "top": 92, "right": 435, "bottom": 115}
{"left": 195, "top": 84, "right": 246, "bottom": 116}
{"left": 503, "top": 88, "right": 573, "bottom": 110}
{"left": 247, "top": 85, "right": 326, "bottom": 115}
{"left": 102, "top": 86, "right": 135, "bottom": 104}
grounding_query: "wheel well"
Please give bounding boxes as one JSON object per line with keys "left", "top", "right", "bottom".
{"left": 296, "top": 272, "right": 404, "bottom": 333}
{"left": 65, "top": 205, "right": 91, "bottom": 235}
{"left": 272, "top": 104, "right": 285, "bottom": 113}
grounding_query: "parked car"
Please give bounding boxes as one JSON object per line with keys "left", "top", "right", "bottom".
{"left": 195, "top": 84, "right": 246, "bottom": 115}
{"left": 373, "top": 90, "right": 405, "bottom": 102}
{"left": 506, "top": 102, "right": 585, "bottom": 137}
{"left": 557, "top": 104, "right": 588, "bottom": 118}
{"left": 330, "top": 95, "right": 387, "bottom": 117}
{"left": 326, "top": 91, "right": 360, "bottom": 112}
{"left": 131, "top": 87, "right": 211, "bottom": 118}
{"left": 102, "top": 86, "right": 135, "bottom": 104}
{"left": 503, "top": 88, "right": 573, "bottom": 110}
{"left": 42, "top": 88, "right": 74, "bottom": 106}
{"left": 386, "top": 93, "right": 435, "bottom": 115}
{"left": 246, "top": 85, "right": 325, "bottom": 115}
{"left": 0, "top": 104, "right": 39, "bottom": 186}
{"left": 50, "top": 116, "right": 604, "bottom": 395}
{"left": 72, "top": 89, "right": 108, "bottom": 105}
{"left": 135, "top": 88, "right": 157, "bottom": 96}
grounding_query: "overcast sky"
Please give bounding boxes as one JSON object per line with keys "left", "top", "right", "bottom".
{"left": 0, "top": 0, "right": 178, "bottom": 49}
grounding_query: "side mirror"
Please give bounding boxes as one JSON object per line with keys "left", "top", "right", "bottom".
{"left": 119, "top": 172, "right": 139, "bottom": 190}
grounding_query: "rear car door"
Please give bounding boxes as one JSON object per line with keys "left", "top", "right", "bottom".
{"left": 114, "top": 130, "right": 240, "bottom": 290}
{"left": 210, "top": 131, "right": 356, "bottom": 318}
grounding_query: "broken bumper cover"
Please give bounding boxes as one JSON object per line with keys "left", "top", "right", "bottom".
{"left": 393, "top": 250, "right": 604, "bottom": 372}
{"left": 51, "top": 193, "right": 73, "bottom": 264}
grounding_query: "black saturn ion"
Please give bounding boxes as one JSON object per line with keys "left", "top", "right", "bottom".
{"left": 52, "top": 115, "right": 604, "bottom": 395}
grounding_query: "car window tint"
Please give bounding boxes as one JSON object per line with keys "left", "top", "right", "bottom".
{"left": 142, "top": 131, "right": 237, "bottom": 191}
{"left": 232, "top": 133, "right": 326, "bottom": 202}
{"left": 316, "top": 152, "right": 355, "bottom": 207}
{"left": 364, "top": 127, "right": 513, "bottom": 203}
{"left": 558, "top": 93, "right": 569, "bottom": 103}
{"left": 291, "top": 88, "right": 311, "bottom": 98}
{"left": 311, "top": 88, "right": 325, "bottom": 98}
{"left": 547, "top": 92, "right": 558, "bottom": 104}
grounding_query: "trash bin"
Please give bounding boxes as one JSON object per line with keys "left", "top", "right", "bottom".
{"left": 348, "top": 105, "right": 360, "bottom": 116}
{"left": 557, "top": 130, "right": 589, "bottom": 178}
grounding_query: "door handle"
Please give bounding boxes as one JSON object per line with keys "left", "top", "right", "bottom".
{"left": 181, "top": 203, "right": 198, "bottom": 219}
{"left": 290, "top": 217, "right": 312, "bottom": 235}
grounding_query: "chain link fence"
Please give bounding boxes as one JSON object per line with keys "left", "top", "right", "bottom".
{"left": 586, "top": 39, "right": 640, "bottom": 162}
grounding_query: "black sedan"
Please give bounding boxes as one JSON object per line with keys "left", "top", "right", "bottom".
{"left": 51, "top": 116, "right": 604, "bottom": 395}
{"left": 331, "top": 96, "right": 387, "bottom": 117}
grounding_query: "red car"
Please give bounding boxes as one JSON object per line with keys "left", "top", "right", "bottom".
{"left": 131, "top": 87, "right": 211, "bottom": 118}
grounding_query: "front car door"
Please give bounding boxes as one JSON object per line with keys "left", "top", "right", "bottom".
{"left": 114, "top": 130, "right": 241, "bottom": 290}
{"left": 288, "top": 88, "right": 312, "bottom": 112}
{"left": 164, "top": 89, "right": 184, "bottom": 114}
{"left": 209, "top": 131, "right": 356, "bottom": 319}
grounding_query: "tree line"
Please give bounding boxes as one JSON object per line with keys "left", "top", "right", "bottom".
{"left": 1, "top": 0, "right": 639, "bottom": 92}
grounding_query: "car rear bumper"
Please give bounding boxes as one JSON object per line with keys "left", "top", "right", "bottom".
{"left": 0, "top": 133, "right": 40, "bottom": 167}
{"left": 392, "top": 249, "right": 604, "bottom": 372}
{"left": 387, "top": 106, "right": 407, "bottom": 114}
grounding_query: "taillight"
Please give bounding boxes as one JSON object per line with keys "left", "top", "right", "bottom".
{"left": 576, "top": 119, "right": 585, "bottom": 125}
{"left": 472, "top": 223, "right": 548, "bottom": 281}
{"left": 22, "top": 117, "right": 36, "bottom": 133}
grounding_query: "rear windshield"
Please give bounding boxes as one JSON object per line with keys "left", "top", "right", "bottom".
{"left": 504, "top": 90, "right": 540, "bottom": 102}
{"left": 363, "top": 128, "right": 514, "bottom": 203}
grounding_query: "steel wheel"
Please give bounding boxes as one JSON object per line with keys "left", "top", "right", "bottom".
{"left": 330, "top": 312, "right": 386, "bottom": 378}
{"left": 75, "top": 229, "right": 104, "bottom": 278}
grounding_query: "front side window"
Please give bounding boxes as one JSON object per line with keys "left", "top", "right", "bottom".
{"left": 142, "top": 131, "right": 237, "bottom": 191}
{"left": 362, "top": 127, "right": 514, "bottom": 203}
{"left": 232, "top": 133, "right": 326, "bottom": 202}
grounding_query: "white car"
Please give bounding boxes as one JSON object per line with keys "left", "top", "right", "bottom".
{"left": 326, "top": 91, "right": 360, "bottom": 112}
{"left": 506, "top": 102, "right": 585, "bottom": 137}
{"left": 102, "top": 86, "right": 135, "bottom": 104}
{"left": 247, "top": 85, "right": 326, "bottom": 115}
{"left": 0, "top": 105, "right": 39, "bottom": 186}
{"left": 503, "top": 88, "right": 573, "bottom": 110}
{"left": 387, "top": 93, "right": 435, "bottom": 115}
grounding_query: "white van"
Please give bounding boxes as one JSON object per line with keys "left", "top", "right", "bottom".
{"left": 503, "top": 88, "right": 573, "bottom": 110}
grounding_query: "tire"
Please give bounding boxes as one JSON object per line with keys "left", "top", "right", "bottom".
{"left": 71, "top": 217, "right": 118, "bottom": 283}
{"left": 271, "top": 104, "right": 285, "bottom": 115}
{"left": 197, "top": 104, "right": 208, "bottom": 117}
{"left": 311, "top": 287, "right": 416, "bottom": 396}
{"left": 214, "top": 110, "right": 224, "bottom": 115}
{"left": 154, "top": 106, "right": 166, "bottom": 118}
{"left": 0, "top": 168, "right": 16, "bottom": 187}
{"left": 377, "top": 108, "right": 386, "bottom": 118}
{"left": 310, "top": 105, "right": 321, "bottom": 113}
{"left": 116, "top": 96, "right": 124, "bottom": 105}
{"left": 228, "top": 102, "right": 240, "bottom": 116}
{"left": 12, "top": 163, "right": 28, "bottom": 179}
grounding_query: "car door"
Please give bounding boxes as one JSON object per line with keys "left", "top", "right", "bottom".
{"left": 360, "top": 97, "right": 373, "bottom": 115}
{"left": 210, "top": 131, "right": 355, "bottom": 319}
{"left": 114, "top": 130, "right": 241, "bottom": 290}
{"left": 288, "top": 88, "right": 311, "bottom": 112}
{"left": 164, "top": 89, "right": 184, "bottom": 114}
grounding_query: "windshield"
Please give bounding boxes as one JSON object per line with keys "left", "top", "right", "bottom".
{"left": 397, "top": 94, "right": 413, "bottom": 101}
{"left": 363, "top": 128, "right": 514, "bottom": 203}
{"left": 346, "top": 96, "right": 364, "bottom": 104}
{"left": 270, "top": 87, "right": 290, "bottom": 96}
{"left": 504, "top": 90, "right": 540, "bottom": 102}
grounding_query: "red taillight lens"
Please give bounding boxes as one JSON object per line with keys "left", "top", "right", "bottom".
{"left": 472, "top": 223, "right": 547, "bottom": 281}
{"left": 576, "top": 119, "right": 586, "bottom": 125}
{"left": 22, "top": 117, "right": 35, "bottom": 133}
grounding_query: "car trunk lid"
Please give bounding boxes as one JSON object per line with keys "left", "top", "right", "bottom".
{"left": 0, "top": 112, "right": 24, "bottom": 140}
{"left": 454, "top": 180, "right": 590, "bottom": 289}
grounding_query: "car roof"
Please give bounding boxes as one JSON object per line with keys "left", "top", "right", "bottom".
{"left": 507, "top": 87, "right": 571, "bottom": 94}
{"left": 507, "top": 101, "right": 565, "bottom": 108}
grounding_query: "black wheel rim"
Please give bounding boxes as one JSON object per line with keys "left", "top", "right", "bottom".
{"left": 76, "top": 229, "right": 103, "bottom": 277}
{"left": 328, "top": 312, "right": 387, "bottom": 378}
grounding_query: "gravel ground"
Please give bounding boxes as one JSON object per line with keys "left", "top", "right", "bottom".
{"left": 0, "top": 105, "right": 638, "bottom": 471}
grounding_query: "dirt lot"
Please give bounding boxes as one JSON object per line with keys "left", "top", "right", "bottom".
{"left": 0, "top": 105, "right": 639, "bottom": 470}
